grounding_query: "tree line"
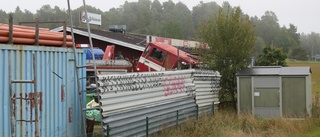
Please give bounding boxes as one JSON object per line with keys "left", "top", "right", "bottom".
{"left": 0, "top": 0, "right": 319, "bottom": 61}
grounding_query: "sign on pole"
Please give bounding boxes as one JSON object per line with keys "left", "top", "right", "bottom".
{"left": 81, "top": 12, "right": 102, "bottom": 26}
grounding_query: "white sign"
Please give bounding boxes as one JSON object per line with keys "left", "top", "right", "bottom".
{"left": 81, "top": 12, "right": 102, "bottom": 26}
{"left": 254, "top": 92, "right": 260, "bottom": 97}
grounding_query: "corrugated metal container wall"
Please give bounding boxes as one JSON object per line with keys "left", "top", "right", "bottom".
{"left": 0, "top": 44, "right": 86, "bottom": 137}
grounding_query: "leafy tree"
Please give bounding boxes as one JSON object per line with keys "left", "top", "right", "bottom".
{"left": 300, "top": 32, "right": 320, "bottom": 60}
{"left": 192, "top": 1, "right": 220, "bottom": 29}
{"left": 255, "top": 46, "right": 287, "bottom": 66}
{"left": 151, "top": 0, "right": 162, "bottom": 13}
{"left": 172, "top": 2, "right": 194, "bottom": 39}
{"left": 36, "top": 5, "right": 55, "bottom": 28}
{"left": 287, "top": 24, "right": 300, "bottom": 45}
{"left": 157, "top": 21, "right": 183, "bottom": 39}
{"left": 255, "top": 11, "right": 280, "bottom": 45}
{"left": 0, "top": 10, "right": 8, "bottom": 23}
{"left": 197, "top": 6, "right": 256, "bottom": 109}
{"left": 146, "top": 0, "right": 163, "bottom": 35}
{"left": 290, "top": 46, "right": 308, "bottom": 61}
{"left": 273, "top": 27, "right": 298, "bottom": 53}
{"left": 253, "top": 36, "right": 266, "bottom": 56}
{"left": 12, "top": 6, "right": 25, "bottom": 24}
{"left": 103, "top": 7, "right": 123, "bottom": 29}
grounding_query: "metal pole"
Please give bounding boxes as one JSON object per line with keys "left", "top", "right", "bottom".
{"left": 8, "top": 14, "right": 13, "bottom": 44}
{"left": 82, "top": 0, "right": 103, "bottom": 133}
{"left": 35, "top": 18, "right": 39, "bottom": 45}
{"left": 9, "top": 53, "right": 15, "bottom": 137}
{"left": 146, "top": 117, "right": 149, "bottom": 137}
{"left": 62, "top": 22, "right": 67, "bottom": 47}
{"left": 66, "top": 1, "right": 87, "bottom": 136}
{"left": 82, "top": 0, "right": 98, "bottom": 84}
{"left": 33, "top": 54, "right": 40, "bottom": 137}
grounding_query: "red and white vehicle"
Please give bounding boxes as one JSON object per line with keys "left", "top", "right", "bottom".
{"left": 136, "top": 42, "right": 198, "bottom": 72}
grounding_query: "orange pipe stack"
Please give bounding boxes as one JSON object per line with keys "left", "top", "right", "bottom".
{"left": 0, "top": 23, "right": 72, "bottom": 46}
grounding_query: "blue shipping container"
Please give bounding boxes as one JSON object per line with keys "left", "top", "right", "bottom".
{"left": 0, "top": 44, "right": 87, "bottom": 137}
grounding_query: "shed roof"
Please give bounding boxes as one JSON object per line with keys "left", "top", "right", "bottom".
{"left": 236, "top": 66, "right": 311, "bottom": 76}
{"left": 51, "top": 26, "right": 146, "bottom": 51}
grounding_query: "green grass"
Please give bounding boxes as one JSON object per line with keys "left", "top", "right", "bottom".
{"left": 153, "top": 112, "right": 319, "bottom": 137}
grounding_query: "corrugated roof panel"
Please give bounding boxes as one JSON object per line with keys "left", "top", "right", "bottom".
{"left": 279, "top": 67, "right": 311, "bottom": 76}
{"left": 236, "top": 66, "right": 311, "bottom": 76}
{"left": 236, "top": 67, "right": 281, "bottom": 76}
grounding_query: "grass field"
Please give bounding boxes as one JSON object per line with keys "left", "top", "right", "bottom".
{"left": 153, "top": 61, "right": 320, "bottom": 137}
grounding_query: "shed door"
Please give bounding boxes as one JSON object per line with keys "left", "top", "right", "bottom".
{"left": 254, "top": 88, "right": 280, "bottom": 118}
{"left": 282, "top": 77, "right": 306, "bottom": 118}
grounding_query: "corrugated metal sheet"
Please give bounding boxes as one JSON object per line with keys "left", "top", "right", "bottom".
{"left": 96, "top": 69, "right": 221, "bottom": 136}
{"left": 97, "top": 69, "right": 195, "bottom": 113}
{"left": 104, "top": 97, "right": 196, "bottom": 136}
{"left": 0, "top": 44, "right": 86, "bottom": 137}
{"left": 194, "top": 70, "right": 221, "bottom": 114}
{"left": 97, "top": 69, "right": 196, "bottom": 136}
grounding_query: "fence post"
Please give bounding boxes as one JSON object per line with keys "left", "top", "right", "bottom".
{"left": 146, "top": 117, "right": 149, "bottom": 137}
{"left": 176, "top": 110, "right": 179, "bottom": 128}
{"left": 106, "top": 124, "right": 110, "bottom": 137}
{"left": 196, "top": 105, "right": 199, "bottom": 120}
{"left": 212, "top": 101, "right": 215, "bottom": 115}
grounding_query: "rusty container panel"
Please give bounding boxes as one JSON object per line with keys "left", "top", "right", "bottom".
{"left": 0, "top": 44, "right": 86, "bottom": 137}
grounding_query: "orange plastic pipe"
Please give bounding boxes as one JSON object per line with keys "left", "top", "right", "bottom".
{"left": 39, "top": 39, "right": 72, "bottom": 46}
{"left": 13, "top": 25, "right": 50, "bottom": 31}
{"left": 0, "top": 36, "right": 72, "bottom": 46}
{"left": 0, "top": 26, "right": 64, "bottom": 35}
{"left": 0, "top": 30, "right": 72, "bottom": 41}
{"left": 1, "top": 23, "right": 50, "bottom": 31}
{"left": 0, "top": 36, "right": 8, "bottom": 42}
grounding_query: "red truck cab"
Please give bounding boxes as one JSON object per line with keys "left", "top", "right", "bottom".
{"left": 136, "top": 42, "right": 197, "bottom": 72}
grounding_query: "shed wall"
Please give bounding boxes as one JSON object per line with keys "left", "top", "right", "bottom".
{"left": 239, "top": 77, "right": 252, "bottom": 113}
{"left": 254, "top": 77, "right": 280, "bottom": 88}
{"left": 306, "top": 75, "right": 312, "bottom": 117}
{"left": 282, "top": 77, "right": 306, "bottom": 118}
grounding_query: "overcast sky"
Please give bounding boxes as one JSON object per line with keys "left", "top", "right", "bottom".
{"left": 1, "top": 0, "right": 319, "bottom": 34}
